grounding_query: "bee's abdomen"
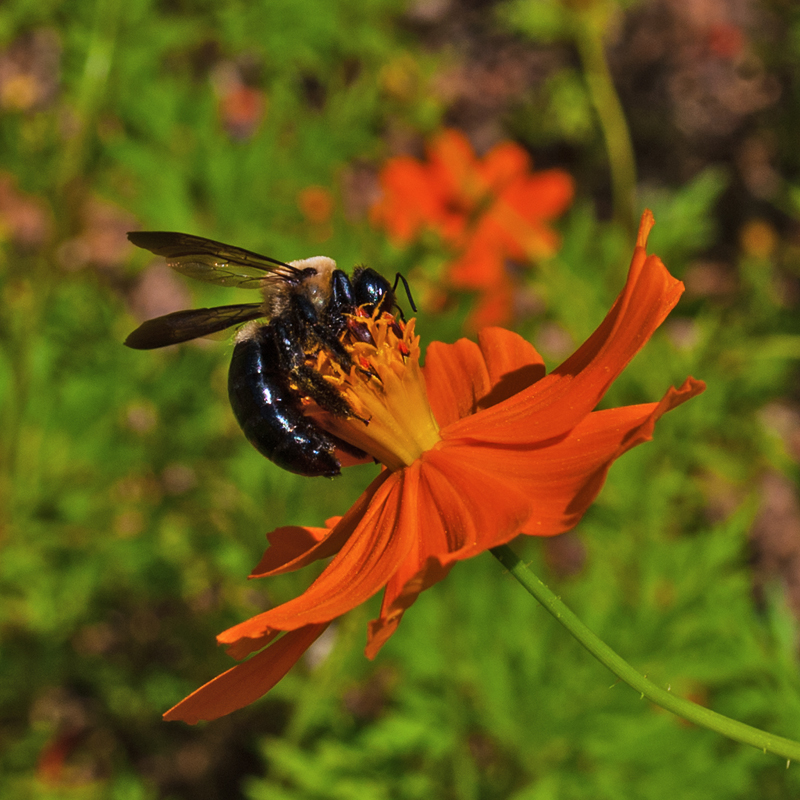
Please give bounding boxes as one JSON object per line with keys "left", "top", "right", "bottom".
{"left": 227, "top": 326, "right": 341, "bottom": 477}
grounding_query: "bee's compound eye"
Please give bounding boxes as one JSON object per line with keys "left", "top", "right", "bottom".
{"left": 353, "top": 268, "right": 392, "bottom": 312}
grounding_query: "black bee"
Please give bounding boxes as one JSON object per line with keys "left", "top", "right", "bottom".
{"left": 124, "top": 231, "right": 406, "bottom": 477}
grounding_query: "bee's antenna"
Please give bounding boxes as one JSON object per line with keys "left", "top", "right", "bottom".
{"left": 392, "top": 273, "right": 417, "bottom": 313}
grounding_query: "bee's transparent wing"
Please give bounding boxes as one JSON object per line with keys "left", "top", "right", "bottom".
{"left": 127, "top": 231, "right": 305, "bottom": 289}
{"left": 125, "top": 303, "right": 265, "bottom": 349}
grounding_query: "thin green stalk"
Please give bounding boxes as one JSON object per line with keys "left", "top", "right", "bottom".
{"left": 58, "top": 0, "right": 121, "bottom": 188}
{"left": 572, "top": 9, "right": 638, "bottom": 236}
{"left": 490, "top": 543, "right": 800, "bottom": 763}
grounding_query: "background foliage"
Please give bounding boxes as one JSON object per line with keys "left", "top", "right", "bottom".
{"left": 2, "top": 0, "right": 800, "bottom": 797}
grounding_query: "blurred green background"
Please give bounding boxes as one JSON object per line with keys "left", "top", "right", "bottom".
{"left": 3, "top": 0, "right": 800, "bottom": 797}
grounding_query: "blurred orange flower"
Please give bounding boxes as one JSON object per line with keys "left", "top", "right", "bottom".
{"left": 297, "top": 184, "right": 335, "bottom": 242}
{"left": 370, "top": 129, "right": 574, "bottom": 326}
{"left": 211, "top": 61, "right": 265, "bottom": 140}
{"left": 219, "top": 84, "right": 264, "bottom": 139}
{"left": 297, "top": 185, "right": 334, "bottom": 224}
{"left": 166, "top": 211, "right": 703, "bottom": 723}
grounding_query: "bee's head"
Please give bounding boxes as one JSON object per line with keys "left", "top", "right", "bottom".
{"left": 352, "top": 267, "right": 394, "bottom": 315}
{"left": 285, "top": 256, "right": 338, "bottom": 312}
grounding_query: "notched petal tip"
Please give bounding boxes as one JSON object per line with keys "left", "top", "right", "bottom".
{"left": 249, "top": 524, "right": 333, "bottom": 578}
{"left": 637, "top": 209, "right": 656, "bottom": 248}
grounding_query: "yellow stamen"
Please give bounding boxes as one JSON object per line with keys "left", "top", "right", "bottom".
{"left": 315, "top": 314, "right": 441, "bottom": 472}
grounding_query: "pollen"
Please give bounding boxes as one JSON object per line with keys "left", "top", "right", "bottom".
{"left": 315, "top": 313, "right": 441, "bottom": 472}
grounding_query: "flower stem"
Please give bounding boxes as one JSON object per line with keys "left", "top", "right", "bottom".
{"left": 58, "top": 0, "right": 121, "bottom": 189}
{"left": 490, "top": 542, "right": 800, "bottom": 762}
{"left": 572, "top": 8, "right": 638, "bottom": 237}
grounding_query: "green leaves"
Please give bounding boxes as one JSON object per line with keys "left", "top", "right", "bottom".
{"left": 2, "top": 0, "right": 800, "bottom": 797}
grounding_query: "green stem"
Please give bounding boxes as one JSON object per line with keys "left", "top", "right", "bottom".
{"left": 572, "top": 10, "right": 638, "bottom": 237}
{"left": 58, "top": 0, "right": 121, "bottom": 188}
{"left": 490, "top": 543, "right": 800, "bottom": 763}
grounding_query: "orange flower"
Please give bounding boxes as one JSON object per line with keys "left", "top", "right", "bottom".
{"left": 370, "top": 129, "right": 574, "bottom": 326}
{"left": 297, "top": 185, "right": 334, "bottom": 225}
{"left": 165, "top": 211, "right": 704, "bottom": 723}
{"left": 211, "top": 61, "right": 266, "bottom": 141}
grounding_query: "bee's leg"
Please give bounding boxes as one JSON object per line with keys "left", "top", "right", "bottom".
{"left": 271, "top": 317, "right": 306, "bottom": 370}
{"left": 307, "top": 269, "right": 359, "bottom": 363}
{"left": 271, "top": 319, "right": 355, "bottom": 419}
{"left": 273, "top": 321, "right": 369, "bottom": 454}
{"left": 326, "top": 270, "right": 391, "bottom": 371}
{"left": 287, "top": 289, "right": 353, "bottom": 370}
{"left": 327, "top": 269, "right": 355, "bottom": 320}
{"left": 294, "top": 363, "right": 355, "bottom": 419}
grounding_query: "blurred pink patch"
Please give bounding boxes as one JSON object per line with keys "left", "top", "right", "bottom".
{"left": 58, "top": 197, "right": 137, "bottom": 271}
{"left": 0, "top": 172, "right": 52, "bottom": 248}
{"left": 127, "top": 263, "right": 193, "bottom": 328}
{"left": 706, "top": 22, "right": 745, "bottom": 59}
{"left": 0, "top": 29, "right": 60, "bottom": 112}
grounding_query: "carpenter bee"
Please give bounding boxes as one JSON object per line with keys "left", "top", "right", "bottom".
{"left": 125, "top": 232, "right": 411, "bottom": 477}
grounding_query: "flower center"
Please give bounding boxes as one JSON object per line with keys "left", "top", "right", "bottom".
{"left": 313, "top": 311, "right": 441, "bottom": 472}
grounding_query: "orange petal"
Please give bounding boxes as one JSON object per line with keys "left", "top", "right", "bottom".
{"left": 423, "top": 338, "right": 493, "bottom": 428}
{"left": 428, "top": 129, "right": 484, "bottom": 202}
{"left": 217, "top": 469, "right": 415, "bottom": 649}
{"left": 476, "top": 327, "right": 546, "bottom": 406}
{"left": 364, "top": 378, "right": 704, "bottom": 657}
{"left": 423, "top": 328, "right": 544, "bottom": 428}
{"left": 447, "top": 211, "right": 682, "bottom": 444}
{"left": 224, "top": 627, "right": 281, "bottom": 661}
{"left": 518, "top": 377, "right": 706, "bottom": 535}
{"left": 446, "top": 232, "right": 506, "bottom": 289}
{"left": 483, "top": 198, "right": 561, "bottom": 260}
{"left": 163, "top": 622, "right": 330, "bottom": 724}
{"left": 249, "top": 470, "right": 393, "bottom": 577}
{"left": 503, "top": 169, "right": 575, "bottom": 221}
{"left": 371, "top": 158, "right": 443, "bottom": 244}
{"left": 478, "top": 140, "right": 530, "bottom": 188}
{"left": 365, "top": 551, "right": 452, "bottom": 658}
{"left": 220, "top": 470, "right": 396, "bottom": 658}
{"left": 365, "top": 444, "right": 534, "bottom": 657}
{"left": 249, "top": 525, "right": 332, "bottom": 576}
{"left": 450, "top": 377, "right": 706, "bottom": 538}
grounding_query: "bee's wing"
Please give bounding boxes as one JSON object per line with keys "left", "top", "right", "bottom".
{"left": 127, "top": 231, "right": 305, "bottom": 289}
{"left": 125, "top": 303, "right": 265, "bottom": 350}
